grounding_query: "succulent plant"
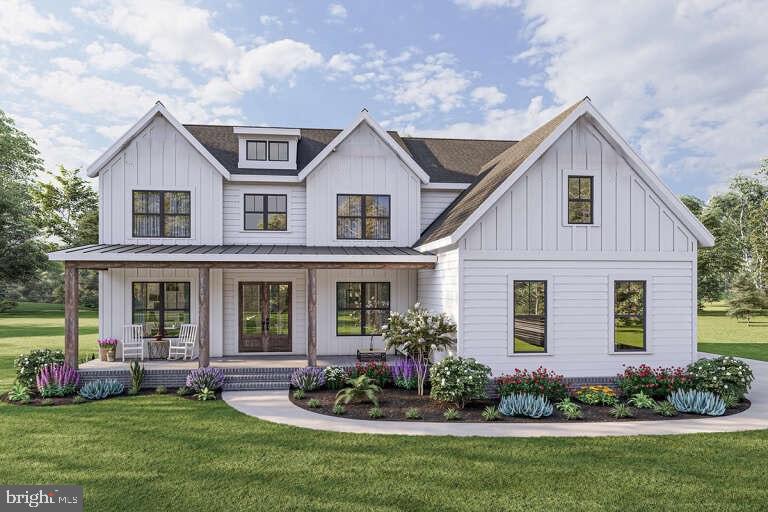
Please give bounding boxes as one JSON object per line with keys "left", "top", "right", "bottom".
{"left": 332, "top": 404, "right": 345, "bottom": 415}
{"left": 292, "top": 389, "right": 305, "bottom": 400}
{"left": 627, "top": 391, "right": 656, "bottom": 409}
{"left": 481, "top": 405, "right": 500, "bottom": 421}
{"left": 405, "top": 407, "right": 422, "bottom": 419}
{"left": 307, "top": 398, "right": 321, "bottom": 408}
{"left": 667, "top": 389, "right": 726, "bottom": 416}
{"left": 498, "top": 393, "right": 553, "bottom": 418}
{"left": 443, "top": 408, "right": 462, "bottom": 421}
{"left": 653, "top": 400, "right": 678, "bottom": 417}
{"left": 78, "top": 379, "right": 124, "bottom": 400}
{"left": 610, "top": 403, "right": 634, "bottom": 419}
{"left": 368, "top": 406, "right": 384, "bottom": 419}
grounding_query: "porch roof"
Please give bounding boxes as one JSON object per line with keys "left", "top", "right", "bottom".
{"left": 48, "top": 243, "right": 436, "bottom": 268}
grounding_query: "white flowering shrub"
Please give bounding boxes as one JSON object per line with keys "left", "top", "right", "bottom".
{"left": 429, "top": 356, "right": 490, "bottom": 409}
{"left": 382, "top": 303, "right": 456, "bottom": 395}
{"left": 687, "top": 356, "right": 754, "bottom": 400}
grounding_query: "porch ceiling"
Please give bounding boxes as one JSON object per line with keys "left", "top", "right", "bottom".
{"left": 48, "top": 243, "right": 436, "bottom": 269}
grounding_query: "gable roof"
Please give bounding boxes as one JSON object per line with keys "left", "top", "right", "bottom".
{"left": 416, "top": 98, "right": 715, "bottom": 250}
{"left": 86, "top": 102, "right": 230, "bottom": 179}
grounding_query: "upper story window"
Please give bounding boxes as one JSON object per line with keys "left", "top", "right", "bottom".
{"left": 245, "top": 140, "right": 289, "bottom": 162}
{"left": 567, "top": 176, "right": 593, "bottom": 224}
{"left": 614, "top": 280, "right": 646, "bottom": 352}
{"left": 336, "top": 194, "right": 390, "bottom": 240}
{"left": 244, "top": 194, "right": 287, "bottom": 231}
{"left": 132, "top": 191, "right": 191, "bottom": 238}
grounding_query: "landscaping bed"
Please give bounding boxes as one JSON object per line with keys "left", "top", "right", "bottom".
{"left": 1, "top": 387, "right": 222, "bottom": 407}
{"left": 290, "top": 387, "right": 750, "bottom": 422}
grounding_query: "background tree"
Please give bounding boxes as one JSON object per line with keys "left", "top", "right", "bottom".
{"left": 727, "top": 272, "right": 767, "bottom": 324}
{"left": 0, "top": 110, "right": 47, "bottom": 311}
{"left": 33, "top": 165, "right": 99, "bottom": 247}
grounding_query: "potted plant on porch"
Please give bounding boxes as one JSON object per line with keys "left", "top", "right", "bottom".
{"left": 97, "top": 338, "right": 118, "bottom": 362}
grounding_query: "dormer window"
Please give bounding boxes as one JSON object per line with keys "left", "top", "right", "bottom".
{"left": 235, "top": 127, "right": 300, "bottom": 170}
{"left": 246, "top": 141, "right": 267, "bottom": 161}
{"left": 268, "top": 141, "right": 289, "bottom": 161}
{"left": 245, "top": 140, "right": 289, "bottom": 162}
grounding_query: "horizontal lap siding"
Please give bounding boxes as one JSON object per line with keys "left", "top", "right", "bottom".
{"left": 461, "top": 259, "right": 694, "bottom": 377}
{"left": 222, "top": 183, "right": 306, "bottom": 244}
{"left": 420, "top": 190, "right": 460, "bottom": 232}
{"left": 417, "top": 249, "right": 459, "bottom": 321}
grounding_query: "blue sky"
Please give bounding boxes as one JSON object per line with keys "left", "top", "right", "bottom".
{"left": 1, "top": 0, "right": 767, "bottom": 198}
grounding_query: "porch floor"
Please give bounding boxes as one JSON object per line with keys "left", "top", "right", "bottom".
{"left": 80, "top": 354, "right": 396, "bottom": 371}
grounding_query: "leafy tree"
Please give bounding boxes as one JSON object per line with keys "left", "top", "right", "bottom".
{"left": 33, "top": 165, "right": 99, "bottom": 246}
{"left": 727, "top": 272, "right": 767, "bottom": 324}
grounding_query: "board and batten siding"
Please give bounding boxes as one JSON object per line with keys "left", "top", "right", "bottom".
{"left": 305, "top": 123, "right": 421, "bottom": 246}
{"left": 98, "top": 115, "right": 224, "bottom": 245}
{"left": 316, "top": 268, "right": 417, "bottom": 355}
{"left": 461, "top": 117, "right": 696, "bottom": 254}
{"left": 222, "top": 183, "right": 306, "bottom": 244}
{"left": 460, "top": 259, "right": 695, "bottom": 377}
{"left": 420, "top": 190, "right": 460, "bottom": 232}
{"left": 98, "top": 268, "right": 225, "bottom": 358}
{"left": 221, "top": 269, "right": 307, "bottom": 356}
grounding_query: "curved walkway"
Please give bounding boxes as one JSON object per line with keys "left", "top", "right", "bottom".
{"left": 222, "top": 354, "right": 768, "bottom": 437}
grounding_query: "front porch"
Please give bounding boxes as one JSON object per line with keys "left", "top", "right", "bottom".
{"left": 80, "top": 354, "right": 389, "bottom": 371}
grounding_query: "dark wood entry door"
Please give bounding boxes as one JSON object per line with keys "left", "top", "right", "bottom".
{"left": 239, "top": 282, "right": 292, "bottom": 352}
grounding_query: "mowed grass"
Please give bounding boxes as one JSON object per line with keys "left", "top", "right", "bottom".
{"left": 698, "top": 301, "right": 768, "bottom": 361}
{"left": 1, "top": 302, "right": 768, "bottom": 510}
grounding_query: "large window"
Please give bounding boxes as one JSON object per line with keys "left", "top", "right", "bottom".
{"left": 513, "top": 280, "right": 547, "bottom": 353}
{"left": 244, "top": 194, "right": 287, "bottom": 231}
{"left": 336, "top": 194, "right": 390, "bottom": 240}
{"left": 132, "top": 282, "right": 191, "bottom": 338}
{"left": 567, "top": 176, "right": 593, "bottom": 224}
{"left": 336, "top": 282, "right": 390, "bottom": 336}
{"left": 132, "top": 191, "right": 191, "bottom": 238}
{"left": 614, "top": 280, "right": 646, "bottom": 352}
{"left": 245, "top": 140, "right": 288, "bottom": 161}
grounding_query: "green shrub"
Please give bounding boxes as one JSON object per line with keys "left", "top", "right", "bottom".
{"left": 7, "top": 382, "right": 31, "bottom": 402}
{"left": 71, "top": 396, "right": 87, "bottom": 404}
{"left": 195, "top": 387, "right": 216, "bottom": 401}
{"left": 323, "top": 366, "right": 348, "bottom": 390}
{"left": 79, "top": 379, "right": 124, "bottom": 400}
{"left": 687, "top": 356, "right": 753, "bottom": 400}
{"left": 499, "top": 393, "right": 553, "bottom": 418}
{"left": 129, "top": 360, "right": 144, "bottom": 393}
{"left": 368, "top": 406, "right": 384, "bottom": 419}
{"left": 654, "top": 401, "right": 678, "bottom": 417}
{"left": 721, "top": 391, "right": 739, "bottom": 409}
{"left": 154, "top": 386, "right": 167, "bottom": 394}
{"left": 405, "top": 407, "right": 422, "bottom": 420}
{"left": 429, "top": 356, "right": 490, "bottom": 409}
{"left": 332, "top": 404, "right": 345, "bottom": 415}
{"left": 40, "top": 384, "right": 76, "bottom": 398}
{"left": 292, "top": 389, "right": 305, "bottom": 400}
{"left": 335, "top": 375, "right": 381, "bottom": 407}
{"left": 668, "top": 389, "right": 725, "bottom": 416}
{"left": 627, "top": 391, "right": 656, "bottom": 409}
{"left": 610, "top": 403, "right": 634, "bottom": 418}
{"left": 574, "top": 385, "right": 618, "bottom": 406}
{"left": 481, "top": 406, "right": 500, "bottom": 422}
{"left": 443, "top": 408, "right": 461, "bottom": 421}
{"left": 126, "top": 388, "right": 139, "bottom": 396}
{"left": 307, "top": 398, "right": 321, "bottom": 408}
{"left": 13, "top": 349, "right": 64, "bottom": 388}
{"left": 616, "top": 364, "right": 692, "bottom": 399}
{"left": 495, "top": 367, "right": 568, "bottom": 401}
{"left": 555, "top": 398, "right": 583, "bottom": 420}
{"left": 176, "top": 386, "right": 192, "bottom": 396}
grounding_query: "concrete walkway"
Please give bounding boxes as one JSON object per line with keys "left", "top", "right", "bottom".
{"left": 222, "top": 354, "right": 768, "bottom": 437}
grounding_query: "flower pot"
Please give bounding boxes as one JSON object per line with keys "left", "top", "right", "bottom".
{"left": 100, "top": 347, "right": 116, "bottom": 362}
{"left": 106, "top": 348, "right": 116, "bottom": 362}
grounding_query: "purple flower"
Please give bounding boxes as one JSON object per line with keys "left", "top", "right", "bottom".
{"left": 36, "top": 363, "right": 80, "bottom": 392}
{"left": 186, "top": 367, "right": 225, "bottom": 392}
{"left": 291, "top": 367, "right": 325, "bottom": 391}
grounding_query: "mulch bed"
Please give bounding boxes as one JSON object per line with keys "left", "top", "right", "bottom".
{"left": 1, "top": 387, "right": 219, "bottom": 406}
{"left": 290, "top": 388, "right": 751, "bottom": 423}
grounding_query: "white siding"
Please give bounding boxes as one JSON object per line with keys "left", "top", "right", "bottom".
{"left": 461, "top": 117, "right": 695, "bottom": 254}
{"left": 460, "top": 258, "right": 695, "bottom": 377}
{"left": 417, "top": 248, "right": 459, "bottom": 321}
{"left": 420, "top": 190, "right": 460, "bottom": 232}
{"left": 98, "top": 115, "right": 224, "bottom": 245}
{"left": 221, "top": 269, "right": 307, "bottom": 356}
{"left": 222, "top": 183, "right": 306, "bottom": 244}
{"left": 316, "top": 268, "right": 417, "bottom": 355}
{"left": 306, "top": 123, "right": 422, "bottom": 246}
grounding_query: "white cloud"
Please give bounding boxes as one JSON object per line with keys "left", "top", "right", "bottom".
{"left": 85, "top": 41, "right": 139, "bottom": 70}
{"left": 430, "top": 33, "right": 443, "bottom": 42}
{"left": 391, "top": 53, "right": 471, "bottom": 112}
{"left": 471, "top": 85, "right": 506, "bottom": 107}
{"left": 259, "top": 15, "right": 282, "bottom": 27}
{"left": 328, "top": 3, "right": 348, "bottom": 20}
{"left": 11, "top": 112, "right": 99, "bottom": 170}
{"left": 52, "top": 57, "right": 87, "bottom": 75}
{"left": 327, "top": 52, "right": 360, "bottom": 73}
{"left": 96, "top": 123, "right": 132, "bottom": 140}
{"left": 0, "top": 0, "right": 70, "bottom": 49}
{"left": 454, "top": 0, "right": 518, "bottom": 8}
{"left": 227, "top": 39, "right": 324, "bottom": 91}
{"left": 137, "top": 63, "right": 194, "bottom": 90}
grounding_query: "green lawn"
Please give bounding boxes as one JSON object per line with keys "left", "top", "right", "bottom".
{"left": 2, "top": 302, "right": 768, "bottom": 511}
{"left": 698, "top": 301, "right": 768, "bottom": 361}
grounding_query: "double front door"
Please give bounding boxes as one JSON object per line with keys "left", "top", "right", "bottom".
{"left": 238, "top": 282, "right": 291, "bottom": 352}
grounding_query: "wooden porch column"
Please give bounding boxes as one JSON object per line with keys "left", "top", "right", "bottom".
{"left": 198, "top": 266, "right": 210, "bottom": 367}
{"left": 64, "top": 262, "right": 79, "bottom": 368}
{"left": 307, "top": 267, "right": 317, "bottom": 366}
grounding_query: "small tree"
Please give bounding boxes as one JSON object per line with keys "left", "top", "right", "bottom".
{"left": 727, "top": 273, "right": 767, "bottom": 324}
{"left": 382, "top": 303, "right": 456, "bottom": 395}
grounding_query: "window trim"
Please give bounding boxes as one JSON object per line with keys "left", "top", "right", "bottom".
{"left": 561, "top": 169, "right": 601, "bottom": 227}
{"left": 611, "top": 279, "right": 648, "bottom": 353}
{"left": 507, "top": 274, "right": 553, "bottom": 357}
{"left": 335, "top": 281, "right": 391, "bottom": 337}
{"left": 268, "top": 141, "right": 289, "bottom": 162}
{"left": 336, "top": 194, "right": 392, "bottom": 240}
{"left": 243, "top": 193, "right": 288, "bottom": 231}
{"left": 245, "top": 140, "right": 267, "bottom": 161}
{"left": 132, "top": 190, "right": 191, "bottom": 239}
{"left": 567, "top": 175, "right": 594, "bottom": 225}
{"left": 131, "top": 281, "right": 191, "bottom": 338}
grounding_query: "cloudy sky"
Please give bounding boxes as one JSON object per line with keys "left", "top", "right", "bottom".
{"left": 1, "top": 0, "right": 766, "bottom": 198}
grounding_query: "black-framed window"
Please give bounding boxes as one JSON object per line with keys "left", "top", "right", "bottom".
{"left": 246, "top": 141, "right": 267, "bottom": 161}
{"left": 132, "top": 191, "right": 191, "bottom": 238}
{"left": 513, "top": 280, "right": 547, "bottom": 353}
{"left": 268, "top": 141, "right": 289, "bottom": 161}
{"left": 336, "top": 194, "right": 390, "bottom": 240}
{"left": 614, "top": 280, "right": 646, "bottom": 352}
{"left": 244, "top": 194, "right": 287, "bottom": 231}
{"left": 132, "top": 282, "right": 191, "bottom": 338}
{"left": 336, "top": 282, "right": 390, "bottom": 336}
{"left": 567, "top": 176, "right": 593, "bottom": 224}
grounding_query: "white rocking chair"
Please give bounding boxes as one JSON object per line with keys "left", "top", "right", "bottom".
{"left": 168, "top": 324, "right": 198, "bottom": 360}
{"left": 122, "top": 325, "right": 145, "bottom": 362}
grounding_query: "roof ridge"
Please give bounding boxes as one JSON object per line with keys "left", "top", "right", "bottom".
{"left": 402, "top": 135, "right": 518, "bottom": 143}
